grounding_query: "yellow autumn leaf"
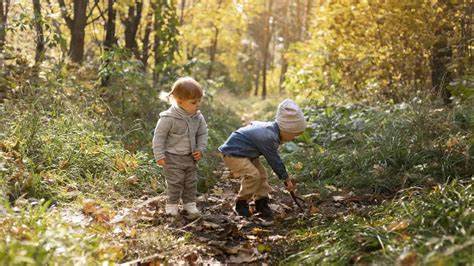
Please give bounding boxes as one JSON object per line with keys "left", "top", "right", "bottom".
{"left": 388, "top": 220, "right": 410, "bottom": 232}
{"left": 294, "top": 162, "right": 304, "bottom": 171}
{"left": 257, "top": 244, "right": 272, "bottom": 253}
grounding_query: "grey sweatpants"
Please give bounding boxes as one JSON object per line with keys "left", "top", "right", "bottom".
{"left": 164, "top": 152, "right": 198, "bottom": 204}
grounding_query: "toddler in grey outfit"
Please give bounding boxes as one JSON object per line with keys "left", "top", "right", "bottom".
{"left": 152, "top": 77, "right": 208, "bottom": 218}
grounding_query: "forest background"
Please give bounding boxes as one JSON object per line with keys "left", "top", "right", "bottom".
{"left": 0, "top": 0, "right": 473, "bottom": 264}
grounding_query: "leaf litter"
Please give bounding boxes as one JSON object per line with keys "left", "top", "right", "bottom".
{"left": 56, "top": 167, "right": 377, "bottom": 264}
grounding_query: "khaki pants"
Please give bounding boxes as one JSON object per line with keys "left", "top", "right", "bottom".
{"left": 222, "top": 155, "right": 273, "bottom": 201}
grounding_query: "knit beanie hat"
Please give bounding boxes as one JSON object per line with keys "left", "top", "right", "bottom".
{"left": 276, "top": 99, "right": 306, "bottom": 133}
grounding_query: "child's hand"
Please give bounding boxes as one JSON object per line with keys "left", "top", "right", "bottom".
{"left": 284, "top": 177, "right": 295, "bottom": 192}
{"left": 192, "top": 151, "right": 202, "bottom": 161}
{"left": 156, "top": 159, "right": 166, "bottom": 167}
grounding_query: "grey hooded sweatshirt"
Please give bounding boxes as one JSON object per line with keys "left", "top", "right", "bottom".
{"left": 152, "top": 105, "right": 208, "bottom": 160}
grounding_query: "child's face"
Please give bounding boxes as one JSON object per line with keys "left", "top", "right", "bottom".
{"left": 280, "top": 131, "right": 303, "bottom": 142}
{"left": 177, "top": 98, "right": 201, "bottom": 114}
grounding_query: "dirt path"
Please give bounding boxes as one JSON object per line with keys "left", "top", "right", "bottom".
{"left": 111, "top": 168, "right": 377, "bottom": 265}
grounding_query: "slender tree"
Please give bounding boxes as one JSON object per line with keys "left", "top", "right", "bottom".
{"left": 0, "top": 0, "right": 11, "bottom": 68}
{"left": 206, "top": 0, "right": 223, "bottom": 80}
{"left": 58, "top": 0, "right": 89, "bottom": 63}
{"left": 141, "top": 8, "right": 154, "bottom": 71}
{"left": 103, "top": 0, "right": 116, "bottom": 49}
{"left": 122, "top": 0, "right": 143, "bottom": 58}
{"left": 261, "top": 0, "right": 273, "bottom": 99}
{"left": 32, "top": 0, "right": 45, "bottom": 64}
{"left": 101, "top": 0, "right": 116, "bottom": 87}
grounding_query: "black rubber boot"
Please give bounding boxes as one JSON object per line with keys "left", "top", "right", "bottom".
{"left": 255, "top": 197, "right": 273, "bottom": 218}
{"left": 234, "top": 200, "right": 251, "bottom": 217}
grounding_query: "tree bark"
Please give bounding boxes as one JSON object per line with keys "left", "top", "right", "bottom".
{"left": 101, "top": 0, "right": 116, "bottom": 87}
{"left": 254, "top": 70, "right": 260, "bottom": 96}
{"left": 431, "top": 0, "right": 454, "bottom": 104}
{"left": 206, "top": 26, "right": 219, "bottom": 79}
{"left": 70, "top": 0, "right": 88, "bottom": 63}
{"left": 303, "top": 0, "right": 313, "bottom": 40}
{"left": 179, "top": 0, "right": 185, "bottom": 25}
{"left": 279, "top": 0, "right": 290, "bottom": 95}
{"left": 261, "top": 0, "right": 273, "bottom": 99}
{"left": 58, "top": 0, "right": 88, "bottom": 63}
{"left": 0, "top": 0, "right": 11, "bottom": 70}
{"left": 206, "top": 0, "right": 222, "bottom": 80}
{"left": 141, "top": 9, "right": 153, "bottom": 71}
{"left": 123, "top": 0, "right": 143, "bottom": 58}
{"left": 104, "top": 0, "right": 116, "bottom": 49}
{"left": 32, "top": 0, "right": 45, "bottom": 64}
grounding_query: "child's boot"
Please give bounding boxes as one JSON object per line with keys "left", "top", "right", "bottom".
{"left": 183, "top": 202, "right": 201, "bottom": 219}
{"left": 234, "top": 200, "right": 251, "bottom": 217}
{"left": 255, "top": 197, "right": 273, "bottom": 218}
{"left": 165, "top": 203, "right": 179, "bottom": 217}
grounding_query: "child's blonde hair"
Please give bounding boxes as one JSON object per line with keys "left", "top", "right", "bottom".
{"left": 160, "top": 77, "right": 203, "bottom": 103}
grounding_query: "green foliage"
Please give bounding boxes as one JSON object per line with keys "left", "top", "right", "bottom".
{"left": 282, "top": 179, "right": 474, "bottom": 265}
{"left": 99, "top": 46, "right": 165, "bottom": 152}
{"left": 154, "top": 0, "right": 180, "bottom": 85}
{"left": 0, "top": 201, "right": 121, "bottom": 264}
{"left": 284, "top": 2, "right": 471, "bottom": 102}
{"left": 286, "top": 98, "right": 473, "bottom": 194}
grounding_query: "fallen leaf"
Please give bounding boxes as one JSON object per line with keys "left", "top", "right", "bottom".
{"left": 310, "top": 206, "right": 320, "bottom": 214}
{"left": 396, "top": 250, "right": 417, "bottom": 266}
{"left": 94, "top": 208, "right": 113, "bottom": 223}
{"left": 294, "top": 162, "right": 304, "bottom": 171}
{"left": 82, "top": 199, "right": 97, "bottom": 215}
{"left": 372, "top": 164, "right": 385, "bottom": 176}
{"left": 127, "top": 175, "right": 138, "bottom": 185}
{"left": 251, "top": 227, "right": 270, "bottom": 236}
{"left": 332, "top": 196, "right": 345, "bottom": 202}
{"left": 388, "top": 220, "right": 410, "bottom": 232}
{"left": 325, "top": 185, "right": 338, "bottom": 191}
{"left": 227, "top": 250, "right": 257, "bottom": 264}
{"left": 202, "top": 221, "right": 220, "bottom": 230}
{"left": 184, "top": 252, "right": 199, "bottom": 265}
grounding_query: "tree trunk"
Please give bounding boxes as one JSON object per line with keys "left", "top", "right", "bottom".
{"left": 104, "top": 0, "right": 116, "bottom": 49}
{"left": 101, "top": 0, "right": 116, "bottom": 87}
{"left": 179, "top": 0, "right": 185, "bottom": 25}
{"left": 254, "top": 70, "right": 260, "bottom": 96}
{"left": 431, "top": 31, "right": 453, "bottom": 104}
{"left": 431, "top": 1, "right": 454, "bottom": 105}
{"left": 279, "top": 0, "right": 290, "bottom": 95}
{"left": 69, "top": 0, "right": 88, "bottom": 63}
{"left": 32, "top": 0, "right": 45, "bottom": 64}
{"left": 0, "top": 0, "right": 10, "bottom": 71}
{"left": 141, "top": 8, "right": 154, "bottom": 71}
{"left": 261, "top": 0, "right": 273, "bottom": 100}
{"left": 206, "top": 26, "right": 219, "bottom": 79}
{"left": 296, "top": 0, "right": 302, "bottom": 40}
{"left": 123, "top": 0, "right": 143, "bottom": 58}
{"left": 206, "top": 0, "right": 222, "bottom": 80}
{"left": 303, "top": 0, "right": 313, "bottom": 40}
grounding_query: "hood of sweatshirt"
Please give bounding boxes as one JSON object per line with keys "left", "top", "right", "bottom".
{"left": 159, "top": 105, "right": 201, "bottom": 119}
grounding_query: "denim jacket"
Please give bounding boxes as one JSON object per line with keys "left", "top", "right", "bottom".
{"left": 219, "top": 121, "right": 288, "bottom": 180}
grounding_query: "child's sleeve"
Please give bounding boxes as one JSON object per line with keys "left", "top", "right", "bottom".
{"left": 152, "top": 117, "right": 172, "bottom": 160}
{"left": 256, "top": 139, "right": 289, "bottom": 180}
{"left": 195, "top": 115, "right": 208, "bottom": 152}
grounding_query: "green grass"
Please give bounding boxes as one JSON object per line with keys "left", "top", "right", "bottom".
{"left": 282, "top": 179, "right": 474, "bottom": 265}
{"left": 0, "top": 201, "right": 120, "bottom": 264}
{"left": 286, "top": 98, "right": 473, "bottom": 194}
